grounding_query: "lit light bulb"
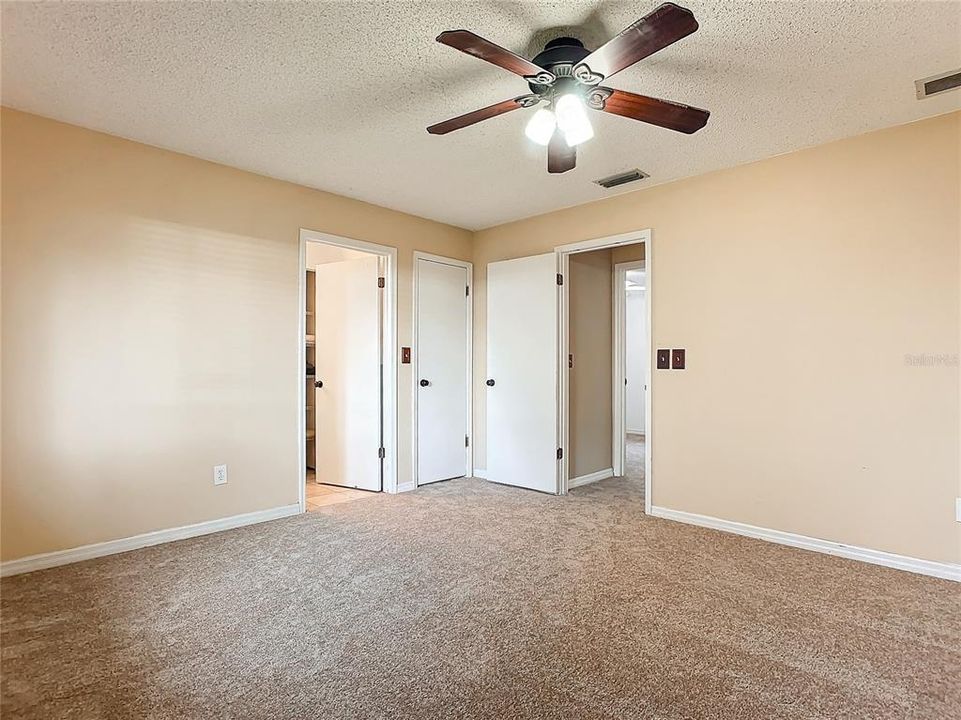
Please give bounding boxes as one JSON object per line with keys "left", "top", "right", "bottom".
{"left": 555, "top": 93, "right": 594, "bottom": 146}
{"left": 524, "top": 107, "right": 556, "bottom": 146}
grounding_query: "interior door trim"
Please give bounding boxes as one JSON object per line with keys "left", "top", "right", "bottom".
{"left": 412, "top": 251, "right": 473, "bottom": 488}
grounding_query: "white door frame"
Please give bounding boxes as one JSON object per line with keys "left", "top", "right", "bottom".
{"left": 298, "top": 228, "right": 399, "bottom": 514}
{"left": 613, "top": 260, "right": 646, "bottom": 478}
{"left": 411, "top": 251, "right": 473, "bottom": 487}
{"left": 555, "top": 229, "right": 652, "bottom": 513}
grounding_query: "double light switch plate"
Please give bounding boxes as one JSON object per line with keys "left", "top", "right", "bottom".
{"left": 657, "top": 349, "right": 686, "bottom": 369}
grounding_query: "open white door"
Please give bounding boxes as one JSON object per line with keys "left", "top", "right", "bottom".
{"left": 314, "top": 256, "right": 382, "bottom": 491}
{"left": 486, "top": 253, "right": 559, "bottom": 494}
{"left": 626, "top": 288, "right": 647, "bottom": 434}
{"left": 415, "top": 258, "right": 470, "bottom": 485}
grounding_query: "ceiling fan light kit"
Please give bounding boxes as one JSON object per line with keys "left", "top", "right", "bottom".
{"left": 554, "top": 93, "right": 594, "bottom": 147}
{"left": 525, "top": 107, "right": 556, "bottom": 146}
{"left": 427, "top": 2, "right": 711, "bottom": 174}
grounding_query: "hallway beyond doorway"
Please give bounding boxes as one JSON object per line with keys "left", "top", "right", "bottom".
{"left": 570, "top": 433, "right": 646, "bottom": 503}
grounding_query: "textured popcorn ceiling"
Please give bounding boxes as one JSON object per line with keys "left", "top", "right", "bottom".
{"left": 2, "top": 1, "right": 959, "bottom": 230}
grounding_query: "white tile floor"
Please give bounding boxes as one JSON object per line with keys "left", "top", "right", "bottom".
{"left": 305, "top": 469, "right": 378, "bottom": 512}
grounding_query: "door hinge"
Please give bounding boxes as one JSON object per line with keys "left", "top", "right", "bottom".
{"left": 556, "top": 447, "right": 563, "bottom": 460}
{"left": 378, "top": 447, "right": 385, "bottom": 459}
{"left": 377, "top": 277, "right": 385, "bottom": 289}
{"left": 466, "top": 285, "right": 470, "bottom": 297}
{"left": 556, "top": 273, "right": 564, "bottom": 286}
{"left": 465, "top": 435, "right": 470, "bottom": 447}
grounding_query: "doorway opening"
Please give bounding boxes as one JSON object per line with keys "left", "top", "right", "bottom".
{"left": 556, "top": 230, "right": 652, "bottom": 510}
{"left": 298, "top": 229, "right": 398, "bottom": 513}
{"left": 613, "top": 260, "right": 648, "bottom": 503}
{"left": 481, "top": 235, "right": 650, "bottom": 499}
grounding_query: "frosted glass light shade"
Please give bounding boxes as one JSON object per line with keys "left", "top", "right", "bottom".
{"left": 524, "top": 108, "right": 556, "bottom": 146}
{"left": 555, "top": 93, "right": 594, "bottom": 146}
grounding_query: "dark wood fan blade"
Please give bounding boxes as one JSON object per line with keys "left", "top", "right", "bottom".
{"left": 580, "top": 3, "right": 698, "bottom": 80}
{"left": 436, "top": 30, "right": 547, "bottom": 78}
{"left": 591, "top": 88, "right": 709, "bottom": 134}
{"left": 548, "top": 128, "right": 576, "bottom": 174}
{"left": 427, "top": 96, "right": 535, "bottom": 135}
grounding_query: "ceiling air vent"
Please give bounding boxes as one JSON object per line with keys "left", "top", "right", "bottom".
{"left": 594, "top": 169, "right": 649, "bottom": 189}
{"left": 915, "top": 69, "right": 961, "bottom": 99}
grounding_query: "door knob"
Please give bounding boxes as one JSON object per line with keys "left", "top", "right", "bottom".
{"left": 314, "top": 380, "right": 323, "bottom": 388}
{"left": 419, "top": 379, "right": 430, "bottom": 387}
{"left": 486, "top": 379, "right": 495, "bottom": 387}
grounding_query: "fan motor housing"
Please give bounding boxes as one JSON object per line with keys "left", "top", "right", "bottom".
{"left": 529, "top": 37, "right": 591, "bottom": 94}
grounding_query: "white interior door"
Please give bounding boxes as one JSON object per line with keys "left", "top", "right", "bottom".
{"left": 416, "top": 258, "right": 469, "bottom": 485}
{"left": 626, "top": 289, "right": 647, "bottom": 433}
{"left": 314, "top": 256, "right": 382, "bottom": 491}
{"left": 486, "top": 253, "right": 559, "bottom": 494}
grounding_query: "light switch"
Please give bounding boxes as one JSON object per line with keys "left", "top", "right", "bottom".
{"left": 672, "top": 349, "right": 686, "bottom": 370}
{"left": 656, "top": 349, "right": 670, "bottom": 370}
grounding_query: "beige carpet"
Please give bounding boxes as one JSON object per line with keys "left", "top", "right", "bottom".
{"left": 2, "top": 439, "right": 959, "bottom": 719}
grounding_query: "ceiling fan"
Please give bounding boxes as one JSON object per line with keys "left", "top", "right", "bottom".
{"left": 426, "top": 2, "right": 710, "bottom": 174}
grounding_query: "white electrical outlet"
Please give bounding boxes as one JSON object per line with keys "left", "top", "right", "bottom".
{"left": 956, "top": 498, "right": 961, "bottom": 523}
{"left": 213, "top": 464, "right": 228, "bottom": 486}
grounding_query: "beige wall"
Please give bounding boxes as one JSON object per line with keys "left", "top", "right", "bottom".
{"left": 0, "top": 108, "right": 472, "bottom": 561}
{"left": 569, "top": 248, "right": 613, "bottom": 479}
{"left": 473, "top": 112, "right": 961, "bottom": 565}
{"left": 3, "top": 107, "right": 958, "bottom": 568}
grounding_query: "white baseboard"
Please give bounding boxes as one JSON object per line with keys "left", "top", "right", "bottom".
{"left": 472, "top": 468, "right": 487, "bottom": 479}
{"left": 395, "top": 481, "right": 415, "bottom": 493}
{"left": 649, "top": 506, "right": 960, "bottom": 582}
{"left": 0, "top": 503, "right": 302, "bottom": 578}
{"left": 569, "top": 467, "right": 615, "bottom": 489}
